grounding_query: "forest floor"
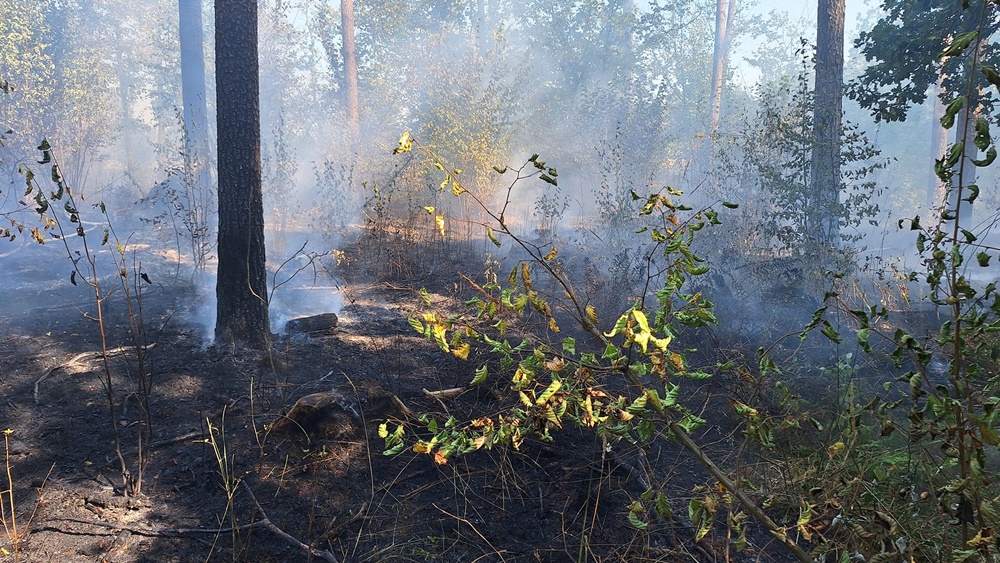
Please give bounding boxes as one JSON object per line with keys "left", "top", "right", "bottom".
{"left": 0, "top": 233, "right": 802, "bottom": 563}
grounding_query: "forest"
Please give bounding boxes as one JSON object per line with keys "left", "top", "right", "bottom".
{"left": 1, "top": 0, "right": 1000, "bottom": 561}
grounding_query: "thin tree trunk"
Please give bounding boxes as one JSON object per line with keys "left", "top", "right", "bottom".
{"left": 708, "top": 0, "right": 736, "bottom": 136}
{"left": 341, "top": 0, "right": 359, "bottom": 142}
{"left": 929, "top": 77, "right": 949, "bottom": 219}
{"left": 180, "top": 0, "right": 209, "bottom": 173}
{"left": 951, "top": 93, "right": 978, "bottom": 226}
{"left": 476, "top": 0, "right": 488, "bottom": 56}
{"left": 214, "top": 0, "right": 270, "bottom": 348}
{"left": 811, "top": 0, "right": 845, "bottom": 246}
{"left": 179, "top": 0, "right": 213, "bottom": 271}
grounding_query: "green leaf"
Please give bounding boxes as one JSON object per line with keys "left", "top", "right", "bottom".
{"left": 471, "top": 365, "right": 488, "bottom": 386}
{"left": 983, "top": 65, "right": 1000, "bottom": 89}
{"left": 655, "top": 492, "right": 672, "bottom": 518}
{"left": 821, "top": 321, "right": 842, "bottom": 344}
{"left": 722, "top": 201, "right": 738, "bottom": 209}
{"left": 628, "top": 510, "right": 648, "bottom": 531}
{"left": 562, "top": 337, "right": 576, "bottom": 355}
{"left": 487, "top": 226, "right": 501, "bottom": 247}
{"left": 942, "top": 31, "right": 979, "bottom": 58}
{"left": 941, "top": 97, "right": 966, "bottom": 129}
{"left": 977, "top": 252, "right": 991, "bottom": 267}
{"left": 408, "top": 317, "right": 425, "bottom": 333}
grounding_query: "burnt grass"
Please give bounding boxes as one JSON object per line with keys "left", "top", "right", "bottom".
{"left": 0, "top": 233, "right": 802, "bottom": 563}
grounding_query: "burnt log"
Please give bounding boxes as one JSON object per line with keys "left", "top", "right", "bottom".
{"left": 285, "top": 313, "right": 338, "bottom": 336}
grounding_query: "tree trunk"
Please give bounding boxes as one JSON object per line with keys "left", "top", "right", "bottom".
{"left": 341, "top": 0, "right": 359, "bottom": 142}
{"left": 951, "top": 93, "right": 978, "bottom": 226}
{"left": 179, "top": 0, "right": 213, "bottom": 270}
{"left": 928, "top": 76, "right": 949, "bottom": 219}
{"left": 810, "top": 0, "right": 845, "bottom": 246}
{"left": 708, "top": 0, "right": 736, "bottom": 136}
{"left": 180, "top": 0, "right": 209, "bottom": 175}
{"left": 214, "top": 0, "right": 270, "bottom": 348}
{"left": 476, "top": 0, "right": 488, "bottom": 57}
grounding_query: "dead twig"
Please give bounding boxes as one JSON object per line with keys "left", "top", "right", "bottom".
{"left": 34, "top": 343, "right": 157, "bottom": 404}
{"left": 241, "top": 481, "right": 341, "bottom": 563}
{"left": 433, "top": 503, "right": 508, "bottom": 563}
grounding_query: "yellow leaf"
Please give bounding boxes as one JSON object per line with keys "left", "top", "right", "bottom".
{"left": 548, "top": 317, "right": 560, "bottom": 333}
{"left": 826, "top": 441, "right": 845, "bottom": 458}
{"left": 451, "top": 180, "right": 466, "bottom": 196}
{"left": 424, "top": 206, "right": 436, "bottom": 214}
{"left": 393, "top": 131, "right": 413, "bottom": 154}
{"left": 536, "top": 378, "right": 563, "bottom": 405}
{"left": 435, "top": 215, "right": 446, "bottom": 236}
{"left": 452, "top": 342, "right": 471, "bottom": 360}
{"left": 632, "top": 309, "right": 651, "bottom": 332}
{"left": 413, "top": 442, "right": 431, "bottom": 454}
{"left": 544, "top": 247, "right": 558, "bottom": 260}
{"left": 586, "top": 305, "right": 599, "bottom": 325}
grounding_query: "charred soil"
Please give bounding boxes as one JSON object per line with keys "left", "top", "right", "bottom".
{"left": 0, "top": 239, "right": 797, "bottom": 563}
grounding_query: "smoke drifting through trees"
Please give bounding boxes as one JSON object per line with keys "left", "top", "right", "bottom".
{"left": 1, "top": 0, "right": 997, "bottom": 336}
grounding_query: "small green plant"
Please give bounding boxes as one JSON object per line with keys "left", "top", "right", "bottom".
{"left": 205, "top": 410, "right": 244, "bottom": 562}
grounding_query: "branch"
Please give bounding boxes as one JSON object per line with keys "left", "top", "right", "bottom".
{"left": 242, "top": 481, "right": 341, "bottom": 563}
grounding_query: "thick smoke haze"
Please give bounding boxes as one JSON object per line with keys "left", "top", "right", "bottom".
{"left": 1, "top": 0, "right": 997, "bottom": 345}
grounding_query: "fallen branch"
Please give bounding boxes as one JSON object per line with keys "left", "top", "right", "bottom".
{"left": 34, "top": 343, "right": 157, "bottom": 404}
{"left": 43, "top": 517, "right": 258, "bottom": 537}
{"left": 242, "top": 481, "right": 341, "bottom": 563}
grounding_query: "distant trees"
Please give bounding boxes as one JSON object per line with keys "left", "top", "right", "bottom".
{"left": 214, "top": 0, "right": 269, "bottom": 347}
{"left": 342, "top": 0, "right": 359, "bottom": 142}
{"left": 849, "top": 0, "right": 1000, "bottom": 224}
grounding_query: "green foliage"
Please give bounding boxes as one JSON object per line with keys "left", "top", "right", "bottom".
{"left": 849, "top": 0, "right": 1000, "bottom": 123}
{"left": 773, "top": 6, "right": 1000, "bottom": 560}
{"left": 728, "top": 46, "right": 886, "bottom": 255}
{"left": 378, "top": 133, "right": 827, "bottom": 559}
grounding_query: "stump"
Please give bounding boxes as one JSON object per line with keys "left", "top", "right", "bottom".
{"left": 285, "top": 313, "right": 338, "bottom": 336}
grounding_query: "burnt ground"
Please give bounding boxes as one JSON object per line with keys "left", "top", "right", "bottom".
{"left": 0, "top": 235, "right": 803, "bottom": 563}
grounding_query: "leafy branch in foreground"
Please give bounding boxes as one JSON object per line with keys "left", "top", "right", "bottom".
{"left": 18, "top": 140, "right": 155, "bottom": 497}
{"left": 380, "top": 132, "right": 813, "bottom": 561}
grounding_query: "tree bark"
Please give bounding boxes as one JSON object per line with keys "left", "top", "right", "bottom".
{"left": 214, "top": 0, "right": 270, "bottom": 348}
{"left": 708, "top": 0, "right": 736, "bottom": 136}
{"left": 928, "top": 77, "right": 949, "bottom": 219}
{"left": 341, "top": 0, "right": 359, "bottom": 142}
{"left": 810, "top": 0, "right": 845, "bottom": 246}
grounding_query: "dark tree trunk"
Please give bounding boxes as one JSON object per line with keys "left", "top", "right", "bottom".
{"left": 341, "top": 0, "right": 359, "bottom": 141}
{"left": 214, "top": 0, "right": 270, "bottom": 347}
{"left": 810, "top": 0, "right": 845, "bottom": 246}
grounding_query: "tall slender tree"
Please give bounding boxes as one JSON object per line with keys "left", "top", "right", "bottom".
{"left": 179, "top": 0, "right": 210, "bottom": 191}
{"left": 708, "top": 0, "right": 736, "bottom": 136}
{"left": 214, "top": 0, "right": 269, "bottom": 347}
{"left": 342, "top": 0, "right": 359, "bottom": 141}
{"left": 811, "top": 0, "right": 845, "bottom": 246}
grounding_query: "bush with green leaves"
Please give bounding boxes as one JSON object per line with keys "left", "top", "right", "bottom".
{"left": 381, "top": 132, "right": 816, "bottom": 561}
